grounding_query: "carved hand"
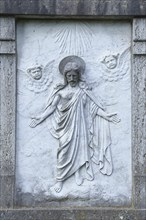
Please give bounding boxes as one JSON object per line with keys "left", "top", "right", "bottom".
{"left": 106, "top": 113, "right": 121, "bottom": 124}
{"left": 97, "top": 109, "right": 121, "bottom": 124}
{"left": 29, "top": 116, "right": 43, "bottom": 128}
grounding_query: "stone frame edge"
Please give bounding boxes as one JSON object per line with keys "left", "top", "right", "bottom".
{"left": 0, "top": 16, "right": 145, "bottom": 220}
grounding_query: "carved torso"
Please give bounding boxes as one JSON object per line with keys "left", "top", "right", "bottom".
{"left": 57, "top": 85, "right": 81, "bottom": 106}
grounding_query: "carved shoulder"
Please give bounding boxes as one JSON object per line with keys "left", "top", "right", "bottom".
{"left": 51, "top": 93, "right": 61, "bottom": 107}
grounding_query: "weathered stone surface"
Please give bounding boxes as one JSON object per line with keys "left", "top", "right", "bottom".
{"left": 0, "top": 17, "right": 16, "bottom": 209}
{"left": 0, "top": 55, "right": 16, "bottom": 209}
{"left": 0, "top": 55, "right": 16, "bottom": 176}
{"left": 16, "top": 20, "right": 132, "bottom": 207}
{"left": 134, "top": 175, "right": 146, "bottom": 209}
{"left": 0, "top": 209, "right": 145, "bottom": 220}
{"left": 132, "top": 19, "right": 146, "bottom": 210}
{"left": 101, "top": 209, "right": 137, "bottom": 220}
{"left": 133, "top": 19, "right": 146, "bottom": 41}
{"left": 132, "top": 55, "right": 146, "bottom": 176}
{"left": 0, "top": 176, "right": 15, "bottom": 208}
{"left": 0, "top": 7, "right": 145, "bottom": 220}
{"left": 135, "top": 209, "right": 146, "bottom": 220}
{"left": 133, "top": 42, "right": 146, "bottom": 55}
{"left": 0, "top": 17, "right": 15, "bottom": 40}
{"left": 0, "top": 41, "right": 15, "bottom": 54}
{"left": 0, "top": 0, "right": 146, "bottom": 16}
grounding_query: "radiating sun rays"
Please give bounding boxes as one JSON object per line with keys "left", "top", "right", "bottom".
{"left": 54, "top": 22, "right": 94, "bottom": 56}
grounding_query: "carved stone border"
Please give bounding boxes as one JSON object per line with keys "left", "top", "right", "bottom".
{"left": 0, "top": 17, "right": 16, "bottom": 209}
{"left": 0, "top": 13, "right": 145, "bottom": 220}
{"left": 133, "top": 19, "right": 146, "bottom": 211}
{"left": 0, "top": 209, "right": 145, "bottom": 220}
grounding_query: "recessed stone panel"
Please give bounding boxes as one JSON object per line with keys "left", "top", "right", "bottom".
{"left": 16, "top": 20, "right": 132, "bottom": 207}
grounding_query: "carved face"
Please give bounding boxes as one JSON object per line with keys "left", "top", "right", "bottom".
{"left": 28, "top": 67, "right": 42, "bottom": 80}
{"left": 66, "top": 70, "right": 79, "bottom": 87}
{"left": 103, "top": 55, "right": 118, "bottom": 69}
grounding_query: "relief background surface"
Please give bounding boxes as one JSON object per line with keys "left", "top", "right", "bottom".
{"left": 16, "top": 20, "right": 131, "bottom": 207}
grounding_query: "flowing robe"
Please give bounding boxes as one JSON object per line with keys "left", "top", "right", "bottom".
{"left": 48, "top": 88, "right": 93, "bottom": 181}
{"left": 47, "top": 87, "right": 113, "bottom": 182}
{"left": 89, "top": 101, "right": 113, "bottom": 176}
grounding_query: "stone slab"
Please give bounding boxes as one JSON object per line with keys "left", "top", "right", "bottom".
{"left": 133, "top": 19, "right": 146, "bottom": 41}
{"left": 16, "top": 20, "right": 132, "bottom": 207}
{"left": 0, "top": 209, "right": 145, "bottom": 220}
{"left": 0, "top": 175, "right": 15, "bottom": 208}
{"left": 132, "top": 56, "right": 146, "bottom": 176}
{"left": 0, "top": 55, "right": 16, "bottom": 176}
{"left": 132, "top": 20, "right": 146, "bottom": 212}
{"left": 133, "top": 175, "right": 146, "bottom": 209}
{"left": 0, "top": 17, "right": 15, "bottom": 40}
{"left": 0, "top": 9, "right": 145, "bottom": 220}
{"left": 0, "top": 41, "right": 15, "bottom": 54}
{"left": 133, "top": 42, "right": 146, "bottom": 55}
{"left": 0, "top": 0, "right": 146, "bottom": 16}
{"left": 0, "top": 17, "right": 16, "bottom": 209}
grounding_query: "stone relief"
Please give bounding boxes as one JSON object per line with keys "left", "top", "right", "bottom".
{"left": 16, "top": 21, "right": 132, "bottom": 206}
{"left": 29, "top": 56, "right": 120, "bottom": 193}
{"left": 18, "top": 60, "right": 54, "bottom": 93}
{"left": 100, "top": 47, "right": 130, "bottom": 82}
{"left": 102, "top": 54, "right": 119, "bottom": 69}
{"left": 53, "top": 21, "right": 93, "bottom": 55}
{"left": 89, "top": 47, "right": 131, "bottom": 108}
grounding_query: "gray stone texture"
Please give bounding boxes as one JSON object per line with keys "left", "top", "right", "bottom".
{"left": 0, "top": 17, "right": 16, "bottom": 209}
{"left": 16, "top": 20, "right": 132, "bottom": 207}
{"left": 0, "top": 209, "right": 145, "bottom": 220}
{"left": 133, "top": 19, "right": 146, "bottom": 41}
{"left": 133, "top": 42, "right": 146, "bottom": 55}
{"left": 0, "top": 1, "right": 145, "bottom": 218}
{"left": 0, "top": 176, "right": 15, "bottom": 208}
{"left": 132, "top": 19, "right": 146, "bottom": 210}
{"left": 0, "top": 17, "right": 15, "bottom": 40}
{"left": 0, "top": 41, "right": 15, "bottom": 54}
{"left": 0, "top": 0, "right": 146, "bottom": 16}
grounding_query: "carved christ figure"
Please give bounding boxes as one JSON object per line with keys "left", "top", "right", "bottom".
{"left": 30, "top": 56, "right": 120, "bottom": 193}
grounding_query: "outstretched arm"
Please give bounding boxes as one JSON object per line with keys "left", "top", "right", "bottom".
{"left": 30, "top": 94, "right": 60, "bottom": 128}
{"left": 97, "top": 108, "right": 120, "bottom": 124}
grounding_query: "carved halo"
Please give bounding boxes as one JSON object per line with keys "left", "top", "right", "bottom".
{"left": 59, "top": 55, "right": 85, "bottom": 75}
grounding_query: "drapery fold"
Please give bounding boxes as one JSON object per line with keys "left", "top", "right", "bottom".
{"left": 47, "top": 87, "right": 113, "bottom": 181}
